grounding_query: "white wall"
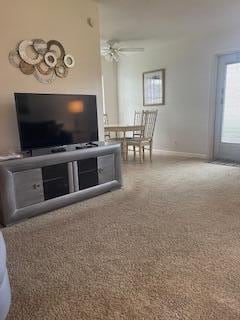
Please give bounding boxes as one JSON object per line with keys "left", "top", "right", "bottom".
{"left": 117, "top": 29, "right": 240, "bottom": 157}
{"left": 0, "top": 0, "right": 103, "bottom": 153}
{"left": 101, "top": 58, "right": 119, "bottom": 123}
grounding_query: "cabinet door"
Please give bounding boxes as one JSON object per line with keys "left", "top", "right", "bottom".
{"left": 98, "top": 154, "right": 115, "bottom": 184}
{"left": 42, "top": 163, "right": 70, "bottom": 200}
{"left": 78, "top": 158, "right": 99, "bottom": 190}
{"left": 13, "top": 169, "right": 44, "bottom": 208}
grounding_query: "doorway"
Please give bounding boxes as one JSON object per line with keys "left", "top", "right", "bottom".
{"left": 214, "top": 53, "right": 240, "bottom": 161}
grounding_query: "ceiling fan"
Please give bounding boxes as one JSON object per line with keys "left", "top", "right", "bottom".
{"left": 101, "top": 40, "right": 144, "bottom": 62}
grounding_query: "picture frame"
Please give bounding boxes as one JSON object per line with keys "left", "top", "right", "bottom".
{"left": 143, "top": 69, "right": 165, "bottom": 106}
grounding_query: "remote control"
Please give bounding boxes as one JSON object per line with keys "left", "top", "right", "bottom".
{"left": 0, "top": 153, "right": 23, "bottom": 161}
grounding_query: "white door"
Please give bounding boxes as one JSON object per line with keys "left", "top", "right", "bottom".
{"left": 214, "top": 53, "right": 240, "bottom": 161}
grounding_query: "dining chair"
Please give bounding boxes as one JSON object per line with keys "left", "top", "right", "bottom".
{"left": 103, "top": 113, "right": 111, "bottom": 140}
{"left": 126, "top": 110, "right": 158, "bottom": 163}
{"left": 118, "top": 110, "right": 143, "bottom": 154}
{"left": 133, "top": 111, "right": 144, "bottom": 138}
{"left": 103, "top": 113, "right": 125, "bottom": 156}
{"left": 113, "top": 110, "right": 143, "bottom": 159}
{"left": 103, "top": 113, "right": 109, "bottom": 125}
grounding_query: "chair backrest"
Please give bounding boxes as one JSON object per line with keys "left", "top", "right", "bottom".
{"left": 103, "top": 114, "right": 109, "bottom": 125}
{"left": 103, "top": 114, "right": 110, "bottom": 139}
{"left": 133, "top": 111, "right": 143, "bottom": 137}
{"left": 134, "top": 111, "right": 142, "bottom": 126}
{"left": 142, "top": 110, "right": 158, "bottom": 139}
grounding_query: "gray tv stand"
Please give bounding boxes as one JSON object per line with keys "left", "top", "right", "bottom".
{"left": 0, "top": 142, "right": 122, "bottom": 226}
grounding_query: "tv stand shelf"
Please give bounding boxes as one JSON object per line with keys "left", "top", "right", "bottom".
{"left": 0, "top": 142, "right": 122, "bottom": 226}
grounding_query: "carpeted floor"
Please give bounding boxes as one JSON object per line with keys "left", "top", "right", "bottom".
{"left": 3, "top": 154, "right": 240, "bottom": 320}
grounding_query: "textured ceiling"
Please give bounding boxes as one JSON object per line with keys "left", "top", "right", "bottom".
{"left": 98, "top": 0, "right": 240, "bottom": 42}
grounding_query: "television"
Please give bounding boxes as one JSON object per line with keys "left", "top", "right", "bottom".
{"left": 15, "top": 93, "right": 99, "bottom": 151}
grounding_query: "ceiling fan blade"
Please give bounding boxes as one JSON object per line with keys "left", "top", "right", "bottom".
{"left": 107, "top": 39, "right": 118, "bottom": 47}
{"left": 101, "top": 49, "right": 111, "bottom": 54}
{"left": 118, "top": 48, "right": 144, "bottom": 52}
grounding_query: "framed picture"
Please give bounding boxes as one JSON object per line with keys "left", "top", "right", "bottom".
{"left": 143, "top": 69, "right": 165, "bottom": 106}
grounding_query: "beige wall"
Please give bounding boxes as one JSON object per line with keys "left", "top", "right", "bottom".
{"left": 101, "top": 58, "right": 119, "bottom": 124}
{"left": 0, "top": 0, "right": 103, "bottom": 153}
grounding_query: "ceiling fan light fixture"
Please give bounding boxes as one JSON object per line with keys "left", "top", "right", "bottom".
{"left": 105, "top": 53, "right": 114, "bottom": 62}
{"left": 101, "top": 40, "right": 144, "bottom": 63}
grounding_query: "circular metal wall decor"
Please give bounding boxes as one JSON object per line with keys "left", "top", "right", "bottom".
{"left": 33, "top": 39, "right": 47, "bottom": 55}
{"left": 47, "top": 40, "right": 65, "bottom": 59}
{"left": 44, "top": 51, "right": 57, "bottom": 68}
{"left": 19, "top": 60, "right": 35, "bottom": 75}
{"left": 9, "top": 38, "right": 75, "bottom": 83}
{"left": 34, "top": 68, "right": 56, "bottom": 84}
{"left": 36, "top": 61, "right": 53, "bottom": 75}
{"left": 19, "top": 40, "right": 43, "bottom": 65}
{"left": 8, "top": 49, "right": 21, "bottom": 68}
{"left": 55, "top": 63, "right": 68, "bottom": 78}
{"left": 64, "top": 54, "right": 75, "bottom": 68}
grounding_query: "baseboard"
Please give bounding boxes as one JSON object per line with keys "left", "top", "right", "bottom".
{"left": 153, "top": 149, "right": 209, "bottom": 160}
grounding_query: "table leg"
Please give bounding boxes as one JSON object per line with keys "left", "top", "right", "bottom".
{"left": 123, "top": 132, "right": 127, "bottom": 161}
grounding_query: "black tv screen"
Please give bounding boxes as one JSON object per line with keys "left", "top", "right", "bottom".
{"left": 15, "top": 93, "right": 99, "bottom": 151}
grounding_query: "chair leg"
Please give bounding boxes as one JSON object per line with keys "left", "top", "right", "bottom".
{"left": 120, "top": 140, "right": 123, "bottom": 160}
{"left": 150, "top": 142, "right": 152, "bottom": 162}
{"left": 126, "top": 144, "right": 129, "bottom": 161}
{"left": 133, "top": 146, "right": 136, "bottom": 160}
{"left": 142, "top": 146, "right": 145, "bottom": 160}
{"left": 139, "top": 144, "right": 143, "bottom": 163}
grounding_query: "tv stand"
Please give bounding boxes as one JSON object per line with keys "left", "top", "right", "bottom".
{"left": 86, "top": 142, "right": 98, "bottom": 147}
{"left": 29, "top": 141, "right": 102, "bottom": 157}
{"left": 0, "top": 142, "right": 122, "bottom": 226}
{"left": 51, "top": 147, "right": 66, "bottom": 153}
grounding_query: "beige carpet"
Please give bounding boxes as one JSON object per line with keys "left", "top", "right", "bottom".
{"left": 3, "top": 155, "right": 240, "bottom": 320}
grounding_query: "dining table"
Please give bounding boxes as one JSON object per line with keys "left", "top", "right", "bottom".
{"left": 104, "top": 124, "right": 145, "bottom": 160}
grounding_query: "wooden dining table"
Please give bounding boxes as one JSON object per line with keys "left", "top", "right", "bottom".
{"left": 104, "top": 124, "right": 145, "bottom": 160}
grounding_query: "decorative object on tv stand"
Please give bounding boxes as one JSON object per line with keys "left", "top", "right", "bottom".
{"left": 9, "top": 39, "right": 75, "bottom": 83}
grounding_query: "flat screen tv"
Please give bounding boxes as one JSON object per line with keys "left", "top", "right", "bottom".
{"left": 15, "top": 93, "right": 99, "bottom": 151}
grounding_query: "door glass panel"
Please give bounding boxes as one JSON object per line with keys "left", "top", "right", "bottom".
{"left": 221, "top": 63, "right": 240, "bottom": 143}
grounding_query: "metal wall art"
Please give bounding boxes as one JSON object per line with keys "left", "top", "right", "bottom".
{"left": 9, "top": 39, "right": 75, "bottom": 83}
